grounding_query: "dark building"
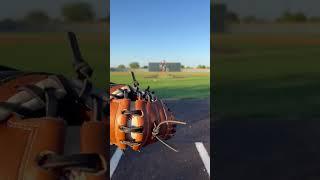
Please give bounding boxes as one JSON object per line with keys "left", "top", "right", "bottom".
{"left": 148, "top": 62, "right": 181, "bottom": 72}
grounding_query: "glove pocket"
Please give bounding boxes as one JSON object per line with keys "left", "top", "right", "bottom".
{"left": 110, "top": 98, "right": 130, "bottom": 149}
{"left": 130, "top": 99, "right": 145, "bottom": 151}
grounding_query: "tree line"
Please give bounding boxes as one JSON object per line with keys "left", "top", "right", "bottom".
{"left": 116, "top": 62, "right": 209, "bottom": 69}
{"left": 0, "top": 2, "right": 108, "bottom": 25}
{"left": 226, "top": 10, "right": 320, "bottom": 23}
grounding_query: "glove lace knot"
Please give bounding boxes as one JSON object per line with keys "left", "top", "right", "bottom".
{"left": 152, "top": 120, "right": 187, "bottom": 152}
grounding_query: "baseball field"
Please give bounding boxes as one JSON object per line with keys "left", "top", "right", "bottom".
{"left": 3, "top": 32, "right": 320, "bottom": 118}
{"left": 214, "top": 33, "right": 320, "bottom": 118}
{"left": 110, "top": 71, "right": 210, "bottom": 99}
{"left": 0, "top": 32, "right": 108, "bottom": 88}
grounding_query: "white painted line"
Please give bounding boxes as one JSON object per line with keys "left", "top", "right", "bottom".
{"left": 110, "top": 148, "right": 123, "bottom": 178}
{"left": 195, "top": 142, "right": 210, "bottom": 176}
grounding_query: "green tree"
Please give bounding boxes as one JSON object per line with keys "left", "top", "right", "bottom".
{"left": 294, "top": 12, "right": 307, "bottom": 22}
{"left": 276, "top": 11, "right": 307, "bottom": 23}
{"left": 61, "top": 2, "right": 95, "bottom": 22}
{"left": 226, "top": 11, "right": 240, "bottom": 23}
{"left": 24, "top": 10, "right": 50, "bottom": 24}
{"left": 242, "top": 16, "right": 259, "bottom": 23}
{"left": 117, "top": 64, "right": 126, "bottom": 69}
{"left": 197, "top": 65, "right": 206, "bottom": 69}
{"left": 129, "top": 62, "right": 140, "bottom": 69}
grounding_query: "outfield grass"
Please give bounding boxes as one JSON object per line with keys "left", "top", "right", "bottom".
{"left": 111, "top": 71, "right": 210, "bottom": 99}
{"left": 0, "top": 32, "right": 108, "bottom": 88}
{"left": 214, "top": 33, "right": 320, "bottom": 118}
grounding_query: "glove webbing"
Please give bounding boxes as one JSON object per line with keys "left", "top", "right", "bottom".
{"left": 0, "top": 75, "right": 75, "bottom": 120}
{"left": 0, "top": 74, "right": 105, "bottom": 173}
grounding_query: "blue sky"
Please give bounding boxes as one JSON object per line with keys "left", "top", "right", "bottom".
{"left": 110, "top": 0, "right": 210, "bottom": 67}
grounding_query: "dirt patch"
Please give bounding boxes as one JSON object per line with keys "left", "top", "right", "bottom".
{"left": 168, "top": 74, "right": 187, "bottom": 79}
{"left": 144, "top": 74, "right": 159, "bottom": 79}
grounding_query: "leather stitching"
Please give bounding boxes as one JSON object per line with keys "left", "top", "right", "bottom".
{"left": 7, "top": 118, "right": 36, "bottom": 180}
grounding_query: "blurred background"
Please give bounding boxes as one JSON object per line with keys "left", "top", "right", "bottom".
{"left": 213, "top": 0, "right": 320, "bottom": 117}
{"left": 213, "top": 0, "right": 320, "bottom": 179}
{"left": 0, "top": 0, "right": 108, "bottom": 88}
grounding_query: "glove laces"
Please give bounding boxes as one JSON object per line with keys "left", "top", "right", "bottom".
{"left": 152, "top": 120, "right": 187, "bottom": 152}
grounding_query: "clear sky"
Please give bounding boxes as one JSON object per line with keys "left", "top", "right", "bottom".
{"left": 110, "top": 0, "right": 210, "bottom": 67}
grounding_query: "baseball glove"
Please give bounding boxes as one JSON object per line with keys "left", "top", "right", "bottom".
{"left": 109, "top": 72, "right": 186, "bottom": 152}
{"left": 0, "top": 32, "right": 108, "bottom": 180}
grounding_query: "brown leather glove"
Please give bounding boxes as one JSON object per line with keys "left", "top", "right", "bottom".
{"left": 109, "top": 81, "right": 185, "bottom": 152}
{"left": 0, "top": 72, "right": 107, "bottom": 180}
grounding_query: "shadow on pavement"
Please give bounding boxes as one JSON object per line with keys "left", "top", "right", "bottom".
{"left": 214, "top": 117, "right": 320, "bottom": 180}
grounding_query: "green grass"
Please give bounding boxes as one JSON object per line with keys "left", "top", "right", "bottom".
{"left": 0, "top": 32, "right": 108, "bottom": 88}
{"left": 111, "top": 71, "right": 210, "bottom": 99}
{"left": 214, "top": 34, "right": 320, "bottom": 118}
